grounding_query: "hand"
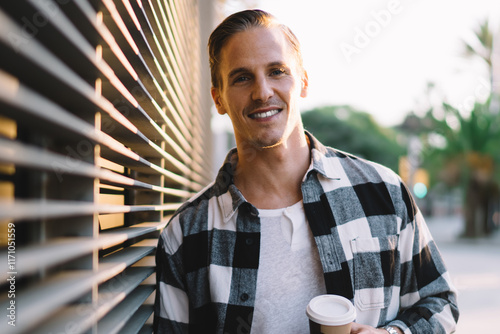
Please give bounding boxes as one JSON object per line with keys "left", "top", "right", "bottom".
{"left": 350, "top": 323, "right": 401, "bottom": 334}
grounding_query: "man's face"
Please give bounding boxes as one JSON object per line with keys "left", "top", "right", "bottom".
{"left": 211, "top": 26, "right": 308, "bottom": 149}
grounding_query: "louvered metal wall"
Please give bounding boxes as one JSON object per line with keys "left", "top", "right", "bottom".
{"left": 0, "top": 0, "right": 213, "bottom": 333}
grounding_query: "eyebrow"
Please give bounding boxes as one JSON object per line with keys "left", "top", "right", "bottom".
{"left": 228, "top": 67, "right": 248, "bottom": 81}
{"left": 227, "top": 61, "right": 287, "bottom": 80}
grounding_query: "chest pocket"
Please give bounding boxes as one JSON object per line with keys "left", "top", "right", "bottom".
{"left": 350, "top": 235, "right": 399, "bottom": 311}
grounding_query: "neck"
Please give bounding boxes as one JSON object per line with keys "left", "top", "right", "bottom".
{"left": 234, "top": 131, "right": 310, "bottom": 209}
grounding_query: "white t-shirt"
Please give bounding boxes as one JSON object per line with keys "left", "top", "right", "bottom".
{"left": 251, "top": 201, "right": 326, "bottom": 333}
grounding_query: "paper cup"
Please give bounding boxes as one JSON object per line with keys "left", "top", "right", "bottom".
{"left": 306, "top": 295, "right": 356, "bottom": 334}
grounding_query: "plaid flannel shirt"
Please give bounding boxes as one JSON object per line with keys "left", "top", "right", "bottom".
{"left": 154, "top": 132, "right": 459, "bottom": 333}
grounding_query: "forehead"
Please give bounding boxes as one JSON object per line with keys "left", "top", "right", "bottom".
{"left": 219, "top": 26, "right": 297, "bottom": 73}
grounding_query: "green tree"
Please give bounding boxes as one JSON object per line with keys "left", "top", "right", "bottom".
{"left": 302, "top": 105, "right": 405, "bottom": 172}
{"left": 422, "top": 99, "right": 500, "bottom": 237}
{"left": 463, "top": 19, "right": 495, "bottom": 88}
{"left": 417, "top": 18, "right": 500, "bottom": 237}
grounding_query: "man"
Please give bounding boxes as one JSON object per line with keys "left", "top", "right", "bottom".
{"left": 154, "top": 9, "right": 459, "bottom": 334}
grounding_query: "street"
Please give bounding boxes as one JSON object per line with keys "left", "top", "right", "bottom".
{"left": 426, "top": 215, "right": 500, "bottom": 333}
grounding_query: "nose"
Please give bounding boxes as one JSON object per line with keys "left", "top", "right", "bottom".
{"left": 251, "top": 76, "right": 273, "bottom": 102}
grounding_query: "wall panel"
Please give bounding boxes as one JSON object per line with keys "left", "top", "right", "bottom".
{"left": 0, "top": 1, "right": 211, "bottom": 333}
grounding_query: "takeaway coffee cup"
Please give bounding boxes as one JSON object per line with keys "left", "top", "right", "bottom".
{"left": 306, "top": 294, "right": 356, "bottom": 334}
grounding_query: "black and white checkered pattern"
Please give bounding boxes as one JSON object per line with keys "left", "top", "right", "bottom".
{"left": 154, "top": 132, "right": 458, "bottom": 333}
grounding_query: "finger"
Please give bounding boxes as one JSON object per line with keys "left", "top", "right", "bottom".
{"left": 350, "top": 322, "right": 362, "bottom": 332}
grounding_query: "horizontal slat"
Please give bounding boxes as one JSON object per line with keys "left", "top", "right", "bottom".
{"left": 0, "top": 260, "right": 152, "bottom": 334}
{"left": 0, "top": 69, "right": 95, "bottom": 139}
{"left": 98, "top": 267, "right": 154, "bottom": 308}
{"left": 0, "top": 7, "right": 206, "bottom": 185}
{"left": 2, "top": 2, "right": 199, "bottom": 164}
{"left": 0, "top": 221, "right": 165, "bottom": 282}
{"left": 162, "top": 2, "right": 190, "bottom": 74}
{"left": 26, "top": 267, "right": 154, "bottom": 334}
{"left": 0, "top": 199, "right": 178, "bottom": 221}
{"left": 0, "top": 8, "right": 102, "bottom": 112}
{"left": 0, "top": 200, "right": 95, "bottom": 220}
{"left": 25, "top": 0, "right": 137, "bottom": 108}
{"left": 0, "top": 62, "right": 193, "bottom": 170}
{"left": 97, "top": 285, "right": 155, "bottom": 334}
{"left": 0, "top": 71, "right": 201, "bottom": 187}
{"left": 120, "top": 305, "right": 155, "bottom": 334}
{"left": 138, "top": 2, "right": 194, "bottom": 136}
{"left": 0, "top": 137, "right": 196, "bottom": 197}
{"left": 115, "top": 132, "right": 199, "bottom": 177}
{"left": 2, "top": 1, "right": 100, "bottom": 83}
{"left": 144, "top": 1, "right": 193, "bottom": 120}
{"left": 0, "top": 237, "right": 96, "bottom": 282}
{"left": 0, "top": 1, "right": 208, "bottom": 334}
{"left": 135, "top": 17, "right": 193, "bottom": 146}
{"left": 0, "top": 68, "right": 202, "bottom": 188}
{"left": 99, "top": 221, "right": 167, "bottom": 249}
{"left": 72, "top": 0, "right": 197, "bottom": 159}
{"left": 0, "top": 270, "right": 94, "bottom": 334}
{"left": 139, "top": 323, "right": 154, "bottom": 334}
{"left": 101, "top": 246, "right": 155, "bottom": 267}
{"left": 99, "top": 0, "right": 195, "bottom": 144}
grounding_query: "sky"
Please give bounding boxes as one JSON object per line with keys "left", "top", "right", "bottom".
{"left": 221, "top": 0, "right": 500, "bottom": 126}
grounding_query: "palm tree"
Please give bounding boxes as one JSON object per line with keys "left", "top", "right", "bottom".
{"left": 423, "top": 99, "right": 500, "bottom": 237}
{"left": 463, "top": 19, "right": 495, "bottom": 89}
{"left": 417, "top": 19, "right": 500, "bottom": 237}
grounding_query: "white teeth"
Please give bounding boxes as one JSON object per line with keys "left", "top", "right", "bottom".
{"left": 250, "top": 109, "right": 280, "bottom": 119}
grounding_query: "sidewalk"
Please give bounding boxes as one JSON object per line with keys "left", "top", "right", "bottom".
{"left": 425, "top": 215, "right": 500, "bottom": 333}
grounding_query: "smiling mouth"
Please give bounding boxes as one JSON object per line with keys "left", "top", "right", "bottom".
{"left": 248, "top": 109, "right": 281, "bottom": 119}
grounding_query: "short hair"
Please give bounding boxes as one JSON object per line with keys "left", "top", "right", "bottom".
{"left": 208, "top": 9, "right": 303, "bottom": 89}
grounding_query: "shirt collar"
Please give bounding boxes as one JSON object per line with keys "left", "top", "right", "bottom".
{"left": 213, "top": 148, "right": 246, "bottom": 223}
{"left": 214, "top": 132, "right": 340, "bottom": 223}
{"left": 305, "top": 131, "right": 342, "bottom": 181}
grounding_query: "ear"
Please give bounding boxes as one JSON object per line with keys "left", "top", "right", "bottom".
{"left": 211, "top": 87, "right": 226, "bottom": 115}
{"left": 300, "top": 70, "right": 309, "bottom": 98}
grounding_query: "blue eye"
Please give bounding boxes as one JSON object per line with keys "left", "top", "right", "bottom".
{"left": 271, "top": 68, "right": 285, "bottom": 76}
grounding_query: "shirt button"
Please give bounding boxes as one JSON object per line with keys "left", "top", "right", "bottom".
{"left": 247, "top": 204, "right": 258, "bottom": 216}
{"left": 240, "top": 293, "right": 249, "bottom": 301}
{"left": 245, "top": 238, "right": 254, "bottom": 245}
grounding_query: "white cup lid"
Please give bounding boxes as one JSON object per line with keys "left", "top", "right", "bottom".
{"left": 306, "top": 295, "right": 356, "bottom": 326}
